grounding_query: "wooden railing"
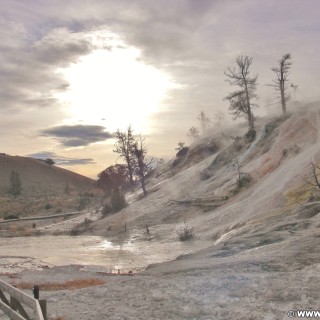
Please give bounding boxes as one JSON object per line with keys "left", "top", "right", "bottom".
{"left": 0, "top": 211, "right": 83, "bottom": 224}
{"left": 0, "top": 280, "right": 46, "bottom": 320}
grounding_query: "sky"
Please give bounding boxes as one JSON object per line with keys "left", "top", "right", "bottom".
{"left": 0, "top": 0, "right": 319, "bottom": 178}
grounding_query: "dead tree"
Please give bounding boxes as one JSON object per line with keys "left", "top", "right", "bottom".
{"left": 197, "top": 111, "right": 211, "bottom": 134}
{"left": 234, "top": 157, "right": 251, "bottom": 188}
{"left": 224, "top": 55, "right": 258, "bottom": 138}
{"left": 187, "top": 126, "right": 200, "bottom": 141}
{"left": 132, "top": 135, "right": 150, "bottom": 197}
{"left": 235, "top": 157, "right": 242, "bottom": 188}
{"left": 268, "top": 53, "right": 292, "bottom": 114}
{"left": 214, "top": 109, "right": 225, "bottom": 128}
{"left": 113, "top": 126, "right": 135, "bottom": 185}
{"left": 175, "top": 142, "right": 186, "bottom": 151}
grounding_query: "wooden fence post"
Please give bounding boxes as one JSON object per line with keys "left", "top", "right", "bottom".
{"left": 33, "top": 285, "right": 47, "bottom": 320}
{"left": 39, "top": 300, "right": 47, "bottom": 320}
{"left": 0, "top": 280, "right": 45, "bottom": 320}
{"left": 33, "top": 286, "right": 39, "bottom": 300}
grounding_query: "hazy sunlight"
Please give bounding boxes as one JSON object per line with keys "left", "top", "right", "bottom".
{"left": 55, "top": 38, "right": 175, "bottom": 133}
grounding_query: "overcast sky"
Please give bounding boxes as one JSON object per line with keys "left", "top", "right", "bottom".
{"left": 1, "top": 0, "right": 319, "bottom": 178}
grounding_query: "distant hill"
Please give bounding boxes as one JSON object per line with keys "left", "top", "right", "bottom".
{"left": 0, "top": 155, "right": 95, "bottom": 197}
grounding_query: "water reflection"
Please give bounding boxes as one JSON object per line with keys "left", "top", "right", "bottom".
{"left": 95, "top": 240, "right": 115, "bottom": 249}
{"left": 0, "top": 235, "right": 208, "bottom": 274}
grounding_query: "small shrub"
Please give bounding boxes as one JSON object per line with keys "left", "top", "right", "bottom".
{"left": 45, "top": 203, "right": 53, "bottom": 210}
{"left": 282, "top": 144, "right": 300, "bottom": 158}
{"left": 200, "top": 169, "right": 211, "bottom": 181}
{"left": 111, "top": 188, "right": 127, "bottom": 212}
{"left": 102, "top": 202, "right": 113, "bottom": 216}
{"left": 4, "top": 214, "right": 20, "bottom": 220}
{"left": 101, "top": 188, "right": 127, "bottom": 216}
{"left": 265, "top": 114, "right": 290, "bottom": 135}
{"left": 207, "top": 138, "right": 222, "bottom": 153}
{"left": 176, "top": 222, "right": 193, "bottom": 241}
{"left": 137, "top": 193, "right": 145, "bottom": 200}
{"left": 70, "top": 229, "right": 80, "bottom": 236}
{"left": 238, "top": 172, "right": 252, "bottom": 188}
{"left": 308, "top": 192, "right": 320, "bottom": 202}
{"left": 78, "top": 197, "right": 89, "bottom": 211}
{"left": 245, "top": 129, "right": 256, "bottom": 142}
{"left": 84, "top": 218, "right": 92, "bottom": 224}
{"left": 229, "top": 173, "right": 252, "bottom": 196}
{"left": 233, "top": 136, "right": 245, "bottom": 152}
{"left": 45, "top": 158, "right": 55, "bottom": 166}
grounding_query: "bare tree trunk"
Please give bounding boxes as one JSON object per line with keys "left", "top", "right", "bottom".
{"left": 113, "top": 126, "right": 135, "bottom": 186}
{"left": 126, "top": 156, "right": 134, "bottom": 185}
{"left": 224, "top": 56, "right": 257, "bottom": 135}
{"left": 235, "top": 157, "right": 241, "bottom": 188}
{"left": 133, "top": 135, "right": 149, "bottom": 197}
{"left": 141, "top": 175, "right": 147, "bottom": 197}
{"left": 243, "top": 81, "right": 254, "bottom": 131}
{"left": 269, "top": 54, "right": 291, "bottom": 115}
{"left": 280, "top": 80, "right": 286, "bottom": 114}
{"left": 311, "top": 162, "right": 320, "bottom": 190}
{"left": 247, "top": 111, "right": 254, "bottom": 132}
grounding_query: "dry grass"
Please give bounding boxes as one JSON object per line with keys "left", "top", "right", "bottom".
{"left": 0, "top": 155, "right": 94, "bottom": 197}
{"left": 16, "top": 278, "right": 106, "bottom": 291}
{"left": 0, "top": 155, "right": 102, "bottom": 219}
{"left": 0, "top": 195, "right": 86, "bottom": 218}
{"left": 284, "top": 183, "right": 314, "bottom": 206}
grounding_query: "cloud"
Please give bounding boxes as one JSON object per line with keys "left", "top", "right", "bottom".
{"left": 33, "top": 27, "right": 93, "bottom": 66}
{"left": 27, "top": 151, "right": 95, "bottom": 166}
{"left": 2, "top": 0, "right": 319, "bottom": 117}
{"left": 0, "top": 22, "right": 69, "bottom": 111}
{"left": 41, "top": 125, "right": 113, "bottom": 147}
{"left": 0, "top": 18, "right": 107, "bottom": 113}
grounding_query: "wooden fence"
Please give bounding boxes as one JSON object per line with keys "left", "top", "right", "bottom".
{"left": 0, "top": 280, "right": 46, "bottom": 320}
{"left": 0, "top": 211, "right": 83, "bottom": 224}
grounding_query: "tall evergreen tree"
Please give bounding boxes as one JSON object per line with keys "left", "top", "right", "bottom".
{"left": 9, "top": 170, "right": 22, "bottom": 197}
{"left": 197, "top": 111, "right": 211, "bottom": 134}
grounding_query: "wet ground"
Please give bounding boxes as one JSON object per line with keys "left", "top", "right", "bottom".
{"left": 0, "top": 234, "right": 208, "bottom": 274}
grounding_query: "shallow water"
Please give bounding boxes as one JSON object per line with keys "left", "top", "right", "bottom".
{"left": 0, "top": 235, "right": 206, "bottom": 273}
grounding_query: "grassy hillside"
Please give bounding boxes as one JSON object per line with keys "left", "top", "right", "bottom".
{"left": 0, "top": 155, "right": 94, "bottom": 196}
{"left": 0, "top": 155, "right": 100, "bottom": 218}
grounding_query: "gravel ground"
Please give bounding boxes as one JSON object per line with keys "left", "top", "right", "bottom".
{"left": 1, "top": 247, "right": 319, "bottom": 320}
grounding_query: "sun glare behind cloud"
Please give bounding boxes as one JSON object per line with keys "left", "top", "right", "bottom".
{"left": 55, "top": 35, "right": 175, "bottom": 134}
